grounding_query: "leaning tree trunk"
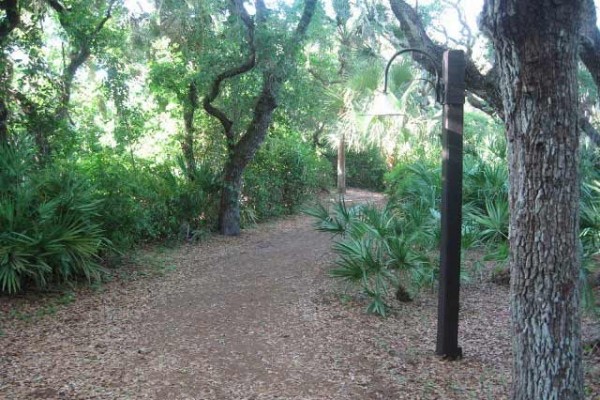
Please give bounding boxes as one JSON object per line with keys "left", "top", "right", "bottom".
{"left": 481, "top": 1, "right": 584, "bottom": 399}
{"left": 205, "top": 0, "right": 317, "bottom": 236}
{"left": 218, "top": 78, "right": 279, "bottom": 235}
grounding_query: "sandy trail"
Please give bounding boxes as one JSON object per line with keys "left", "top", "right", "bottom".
{"left": 1, "top": 189, "right": 598, "bottom": 399}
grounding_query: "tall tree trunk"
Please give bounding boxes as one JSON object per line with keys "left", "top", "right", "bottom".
{"left": 481, "top": 1, "right": 584, "bottom": 399}
{"left": 219, "top": 159, "right": 244, "bottom": 236}
{"left": 0, "top": 97, "right": 8, "bottom": 145}
{"left": 204, "top": 0, "right": 317, "bottom": 236}
{"left": 0, "top": 51, "right": 11, "bottom": 146}
{"left": 218, "top": 76, "right": 279, "bottom": 235}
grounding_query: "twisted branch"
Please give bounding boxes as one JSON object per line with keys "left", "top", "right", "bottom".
{"left": 0, "top": 0, "right": 19, "bottom": 43}
{"left": 202, "top": 0, "right": 258, "bottom": 144}
{"left": 389, "top": 0, "right": 600, "bottom": 144}
{"left": 46, "top": 0, "right": 117, "bottom": 119}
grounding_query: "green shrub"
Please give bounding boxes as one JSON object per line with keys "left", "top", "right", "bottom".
{"left": 385, "top": 161, "right": 442, "bottom": 248}
{"left": 0, "top": 145, "right": 111, "bottom": 293}
{"left": 326, "top": 146, "right": 388, "bottom": 192}
{"left": 243, "top": 136, "right": 331, "bottom": 222}
{"left": 305, "top": 200, "right": 435, "bottom": 316}
{"left": 76, "top": 150, "right": 220, "bottom": 248}
{"left": 345, "top": 147, "right": 388, "bottom": 191}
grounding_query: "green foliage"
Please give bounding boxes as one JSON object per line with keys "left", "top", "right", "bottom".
{"left": 385, "top": 161, "right": 442, "bottom": 247}
{"left": 341, "top": 146, "right": 388, "bottom": 192}
{"left": 0, "top": 144, "right": 111, "bottom": 293}
{"left": 306, "top": 201, "right": 435, "bottom": 316}
{"left": 384, "top": 113, "right": 599, "bottom": 314}
{"left": 243, "top": 135, "right": 331, "bottom": 222}
{"left": 76, "top": 150, "right": 220, "bottom": 248}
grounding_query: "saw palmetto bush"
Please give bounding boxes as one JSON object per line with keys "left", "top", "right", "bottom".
{"left": 0, "top": 145, "right": 111, "bottom": 293}
{"left": 305, "top": 200, "right": 434, "bottom": 316}
{"left": 385, "top": 161, "right": 442, "bottom": 248}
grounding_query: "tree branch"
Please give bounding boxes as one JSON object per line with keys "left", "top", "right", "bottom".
{"left": 576, "top": 0, "right": 600, "bottom": 147}
{"left": 441, "top": 0, "right": 475, "bottom": 55}
{"left": 233, "top": 0, "right": 317, "bottom": 161}
{"left": 45, "top": 0, "right": 66, "bottom": 13}
{"left": 0, "top": 0, "right": 20, "bottom": 43}
{"left": 202, "top": 0, "right": 257, "bottom": 144}
{"left": 308, "top": 68, "right": 343, "bottom": 86}
{"left": 47, "top": 0, "right": 117, "bottom": 120}
{"left": 295, "top": 0, "right": 317, "bottom": 37}
{"left": 580, "top": 0, "right": 600, "bottom": 91}
{"left": 384, "top": 0, "right": 507, "bottom": 118}
{"left": 389, "top": 0, "right": 600, "bottom": 147}
{"left": 580, "top": 115, "right": 600, "bottom": 147}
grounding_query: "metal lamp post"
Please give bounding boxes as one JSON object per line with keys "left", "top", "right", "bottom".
{"left": 381, "top": 48, "right": 465, "bottom": 360}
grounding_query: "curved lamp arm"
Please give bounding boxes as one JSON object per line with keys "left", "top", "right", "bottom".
{"left": 383, "top": 48, "right": 443, "bottom": 103}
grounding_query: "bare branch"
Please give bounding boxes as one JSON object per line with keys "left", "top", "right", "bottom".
{"left": 466, "top": 92, "right": 497, "bottom": 116}
{"left": 388, "top": 0, "right": 503, "bottom": 113}
{"left": 580, "top": 0, "right": 600, "bottom": 92}
{"left": 389, "top": 0, "right": 599, "bottom": 146}
{"left": 429, "top": 24, "right": 450, "bottom": 47}
{"left": 440, "top": 0, "right": 475, "bottom": 55}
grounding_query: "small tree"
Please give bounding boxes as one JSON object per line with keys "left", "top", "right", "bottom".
{"left": 203, "top": 0, "right": 317, "bottom": 235}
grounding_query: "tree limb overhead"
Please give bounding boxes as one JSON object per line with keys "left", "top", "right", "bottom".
{"left": 0, "top": 0, "right": 20, "bottom": 43}
{"left": 388, "top": 0, "right": 599, "bottom": 145}
{"left": 202, "top": 0, "right": 258, "bottom": 144}
{"left": 295, "top": 0, "right": 317, "bottom": 37}
{"left": 388, "top": 0, "right": 503, "bottom": 113}
{"left": 580, "top": 0, "right": 600, "bottom": 91}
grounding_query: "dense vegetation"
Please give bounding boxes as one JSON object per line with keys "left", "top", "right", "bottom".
{"left": 0, "top": 0, "right": 338, "bottom": 292}
{"left": 310, "top": 111, "right": 600, "bottom": 316}
{"left": 0, "top": 0, "right": 598, "bottom": 324}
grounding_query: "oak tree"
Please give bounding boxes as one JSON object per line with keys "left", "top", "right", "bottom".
{"left": 389, "top": 0, "right": 595, "bottom": 397}
{"left": 203, "top": 0, "right": 318, "bottom": 235}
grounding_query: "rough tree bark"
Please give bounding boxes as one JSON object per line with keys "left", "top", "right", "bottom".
{"left": 203, "top": 0, "right": 317, "bottom": 236}
{"left": 388, "top": 0, "right": 588, "bottom": 397}
{"left": 480, "top": 2, "right": 584, "bottom": 398}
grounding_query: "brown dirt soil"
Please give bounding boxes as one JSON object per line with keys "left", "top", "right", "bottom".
{"left": 0, "top": 188, "right": 598, "bottom": 399}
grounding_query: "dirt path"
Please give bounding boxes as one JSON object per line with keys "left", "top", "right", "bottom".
{"left": 1, "top": 189, "right": 598, "bottom": 399}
